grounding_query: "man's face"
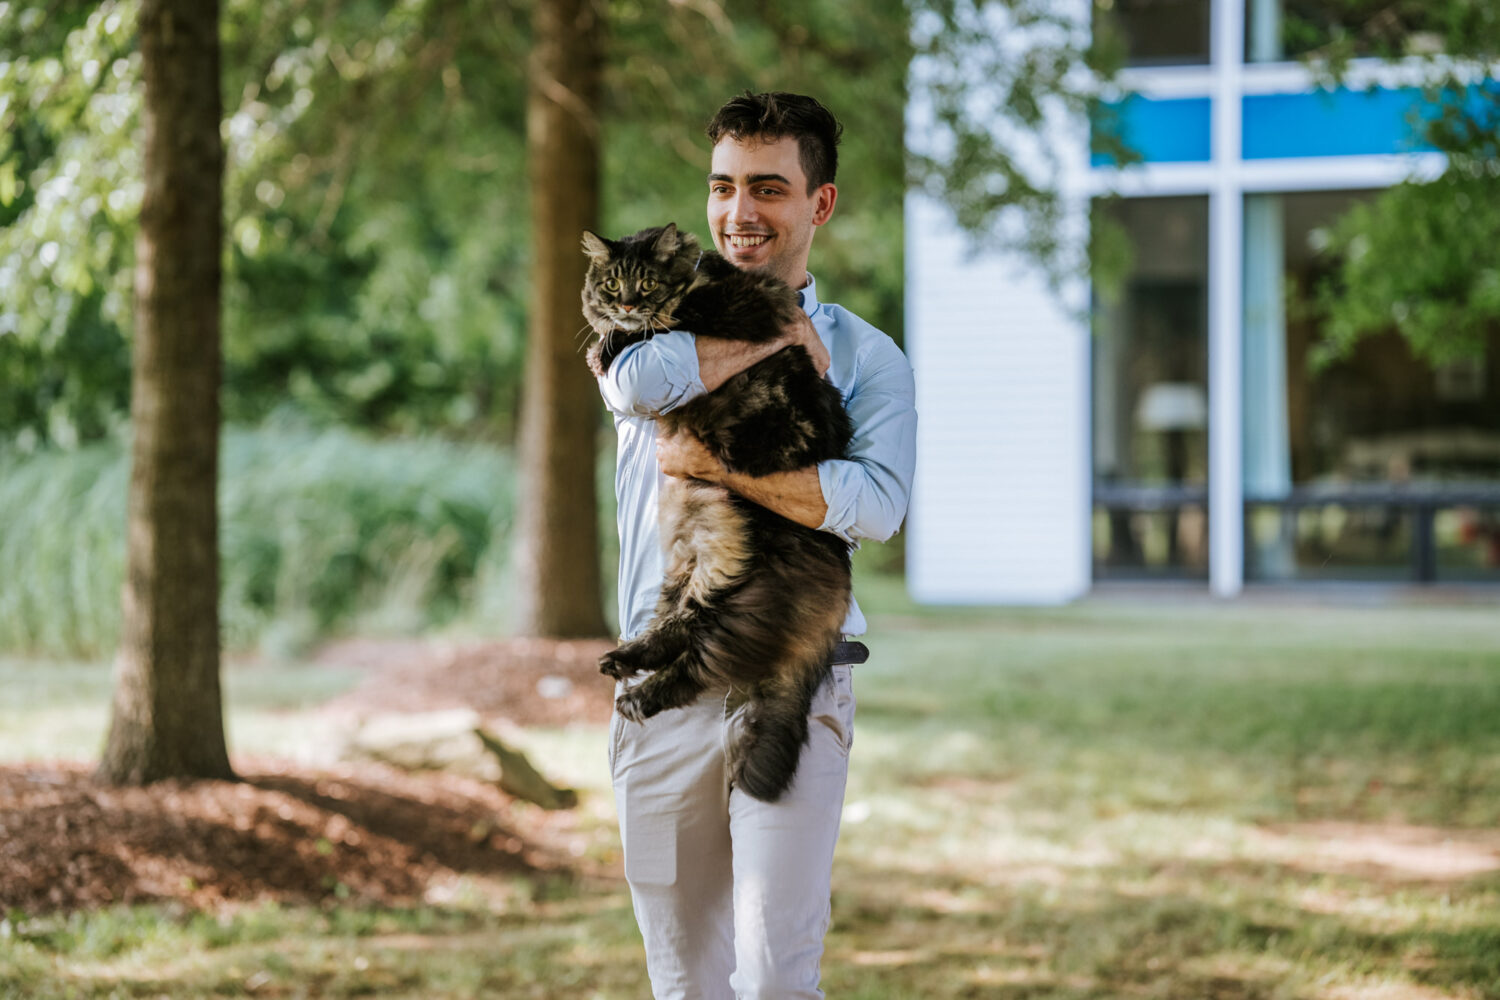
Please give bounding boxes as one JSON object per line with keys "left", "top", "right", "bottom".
{"left": 707, "top": 135, "right": 837, "bottom": 289}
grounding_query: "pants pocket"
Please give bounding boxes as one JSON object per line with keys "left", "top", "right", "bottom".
{"left": 812, "top": 665, "right": 855, "bottom": 757}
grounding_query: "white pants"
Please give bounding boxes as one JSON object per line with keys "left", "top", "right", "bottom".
{"left": 609, "top": 665, "right": 856, "bottom": 1000}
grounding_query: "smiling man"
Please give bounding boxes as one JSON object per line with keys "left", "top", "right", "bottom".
{"left": 595, "top": 92, "right": 917, "bottom": 999}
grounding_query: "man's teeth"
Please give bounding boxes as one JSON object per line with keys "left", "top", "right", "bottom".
{"left": 729, "top": 235, "right": 768, "bottom": 248}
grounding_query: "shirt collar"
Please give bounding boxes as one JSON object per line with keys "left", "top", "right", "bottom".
{"left": 797, "top": 273, "right": 820, "bottom": 315}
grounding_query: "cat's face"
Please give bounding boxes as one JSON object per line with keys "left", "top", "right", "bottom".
{"left": 581, "top": 224, "right": 702, "bottom": 335}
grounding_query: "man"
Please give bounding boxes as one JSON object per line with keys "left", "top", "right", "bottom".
{"left": 595, "top": 91, "right": 917, "bottom": 999}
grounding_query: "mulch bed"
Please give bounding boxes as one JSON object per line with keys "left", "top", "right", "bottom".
{"left": 0, "top": 637, "right": 623, "bottom": 915}
{"left": 316, "top": 635, "right": 617, "bottom": 727}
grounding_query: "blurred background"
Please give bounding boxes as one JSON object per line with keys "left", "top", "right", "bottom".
{"left": 1, "top": 0, "right": 1498, "bottom": 651}
{"left": 3, "top": 4, "right": 1499, "bottom": 996}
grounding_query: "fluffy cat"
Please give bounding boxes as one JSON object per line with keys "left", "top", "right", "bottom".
{"left": 582, "top": 223, "right": 853, "bottom": 802}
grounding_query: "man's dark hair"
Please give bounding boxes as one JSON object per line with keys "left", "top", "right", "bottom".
{"left": 705, "top": 91, "right": 843, "bottom": 192}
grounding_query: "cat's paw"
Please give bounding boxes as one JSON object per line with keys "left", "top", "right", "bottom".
{"left": 599, "top": 647, "right": 643, "bottom": 679}
{"left": 614, "top": 688, "right": 658, "bottom": 724}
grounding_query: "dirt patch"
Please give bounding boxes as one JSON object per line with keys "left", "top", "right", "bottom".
{"left": 316, "top": 636, "right": 618, "bottom": 728}
{"left": 1, "top": 638, "right": 624, "bottom": 915}
{"left": 0, "top": 758, "right": 605, "bottom": 914}
{"left": 1253, "top": 820, "right": 1500, "bottom": 883}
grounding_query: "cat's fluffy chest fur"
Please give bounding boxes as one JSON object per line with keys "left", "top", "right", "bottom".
{"left": 582, "top": 223, "right": 854, "bottom": 802}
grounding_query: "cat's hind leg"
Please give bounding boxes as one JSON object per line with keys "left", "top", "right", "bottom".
{"left": 727, "top": 662, "right": 831, "bottom": 803}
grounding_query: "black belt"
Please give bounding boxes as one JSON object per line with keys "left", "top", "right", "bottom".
{"left": 830, "top": 640, "right": 868, "bottom": 665}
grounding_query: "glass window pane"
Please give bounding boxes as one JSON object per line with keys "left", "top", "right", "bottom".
{"left": 1246, "top": 503, "right": 1413, "bottom": 580}
{"left": 1093, "top": 196, "right": 1211, "bottom": 579}
{"left": 1098, "top": 0, "right": 1212, "bottom": 67}
{"left": 1245, "top": 0, "right": 1451, "bottom": 63}
{"left": 1242, "top": 189, "right": 1500, "bottom": 584}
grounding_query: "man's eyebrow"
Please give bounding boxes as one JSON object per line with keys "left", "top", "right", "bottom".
{"left": 707, "top": 173, "right": 792, "bottom": 186}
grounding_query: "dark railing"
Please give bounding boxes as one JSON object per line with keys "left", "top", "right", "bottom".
{"left": 1094, "top": 482, "right": 1500, "bottom": 583}
{"left": 1244, "top": 484, "right": 1500, "bottom": 583}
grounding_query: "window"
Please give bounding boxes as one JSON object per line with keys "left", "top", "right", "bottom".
{"left": 1098, "top": 0, "right": 1212, "bottom": 67}
{"left": 1093, "top": 196, "right": 1211, "bottom": 578}
{"left": 1245, "top": 0, "right": 1449, "bottom": 63}
{"left": 1242, "top": 190, "right": 1500, "bottom": 581}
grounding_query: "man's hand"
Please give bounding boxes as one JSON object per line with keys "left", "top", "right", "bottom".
{"left": 783, "top": 312, "right": 830, "bottom": 377}
{"left": 656, "top": 429, "right": 724, "bottom": 482}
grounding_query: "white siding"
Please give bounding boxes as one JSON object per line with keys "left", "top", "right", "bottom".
{"left": 905, "top": 195, "right": 1090, "bottom": 604}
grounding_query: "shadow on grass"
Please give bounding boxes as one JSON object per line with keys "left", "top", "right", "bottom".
{"left": 824, "top": 850, "right": 1500, "bottom": 999}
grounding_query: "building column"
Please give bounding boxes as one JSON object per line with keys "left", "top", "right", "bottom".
{"left": 1209, "top": 0, "right": 1246, "bottom": 596}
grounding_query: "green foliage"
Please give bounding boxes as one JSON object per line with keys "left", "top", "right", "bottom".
{"left": 0, "top": 427, "right": 514, "bottom": 657}
{"left": 1303, "top": 7, "right": 1500, "bottom": 362}
{"left": 1313, "top": 165, "right": 1500, "bottom": 366}
{"left": 911, "top": 0, "right": 1124, "bottom": 287}
{"left": 0, "top": 0, "right": 1114, "bottom": 448}
{"left": 0, "top": 2, "right": 140, "bottom": 449}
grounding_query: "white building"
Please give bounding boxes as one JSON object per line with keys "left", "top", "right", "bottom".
{"left": 906, "top": 0, "right": 1500, "bottom": 603}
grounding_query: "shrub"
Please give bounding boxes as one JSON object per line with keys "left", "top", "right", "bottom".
{"left": 0, "top": 427, "right": 515, "bottom": 657}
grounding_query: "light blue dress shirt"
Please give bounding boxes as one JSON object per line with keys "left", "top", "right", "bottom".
{"left": 597, "top": 274, "right": 918, "bottom": 640}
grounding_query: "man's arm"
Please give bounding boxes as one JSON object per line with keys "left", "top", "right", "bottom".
{"left": 597, "top": 314, "right": 828, "bottom": 415}
{"left": 697, "top": 312, "right": 829, "bottom": 390}
{"left": 655, "top": 433, "right": 827, "bottom": 529}
{"left": 657, "top": 334, "right": 916, "bottom": 540}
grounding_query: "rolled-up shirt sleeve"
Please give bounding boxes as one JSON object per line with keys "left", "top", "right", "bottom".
{"left": 817, "top": 339, "right": 918, "bottom": 545}
{"left": 596, "top": 331, "right": 706, "bottom": 416}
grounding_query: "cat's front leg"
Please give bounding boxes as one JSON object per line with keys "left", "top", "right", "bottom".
{"left": 598, "top": 614, "right": 693, "bottom": 679}
{"left": 614, "top": 652, "right": 708, "bottom": 722}
{"left": 599, "top": 638, "right": 652, "bottom": 679}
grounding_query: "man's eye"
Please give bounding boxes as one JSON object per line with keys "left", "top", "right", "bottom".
{"left": 640, "top": 278, "right": 658, "bottom": 292}
{"left": 603, "top": 277, "right": 622, "bottom": 293}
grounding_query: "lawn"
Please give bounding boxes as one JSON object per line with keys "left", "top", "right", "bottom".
{"left": 4, "top": 582, "right": 1499, "bottom": 999}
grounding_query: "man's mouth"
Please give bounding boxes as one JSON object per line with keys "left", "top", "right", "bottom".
{"left": 727, "top": 233, "right": 770, "bottom": 249}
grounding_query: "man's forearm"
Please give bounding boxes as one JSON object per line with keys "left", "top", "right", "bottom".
{"left": 695, "top": 312, "right": 829, "bottom": 391}
{"left": 695, "top": 337, "right": 789, "bottom": 393}
{"left": 717, "top": 465, "right": 828, "bottom": 530}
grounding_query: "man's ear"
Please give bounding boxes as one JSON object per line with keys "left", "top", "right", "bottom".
{"left": 811, "top": 183, "right": 838, "bottom": 227}
{"left": 581, "top": 230, "right": 612, "bottom": 263}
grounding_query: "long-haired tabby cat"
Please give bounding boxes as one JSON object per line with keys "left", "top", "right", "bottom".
{"left": 582, "top": 222, "right": 853, "bottom": 802}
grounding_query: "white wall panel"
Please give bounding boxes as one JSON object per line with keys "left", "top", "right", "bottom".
{"left": 905, "top": 196, "right": 1090, "bottom": 604}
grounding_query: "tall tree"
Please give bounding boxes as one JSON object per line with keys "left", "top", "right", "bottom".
{"left": 513, "top": 0, "right": 609, "bottom": 638}
{"left": 97, "top": 0, "right": 234, "bottom": 785}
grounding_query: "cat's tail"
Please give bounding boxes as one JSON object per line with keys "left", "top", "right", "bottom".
{"left": 727, "top": 657, "right": 832, "bottom": 803}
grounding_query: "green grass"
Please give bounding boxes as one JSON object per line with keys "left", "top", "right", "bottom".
{"left": 5, "top": 591, "right": 1500, "bottom": 998}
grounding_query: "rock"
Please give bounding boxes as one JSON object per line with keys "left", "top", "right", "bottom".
{"left": 341, "top": 710, "right": 577, "bottom": 809}
{"left": 474, "top": 729, "right": 579, "bottom": 811}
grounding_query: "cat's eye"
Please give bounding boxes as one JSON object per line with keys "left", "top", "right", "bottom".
{"left": 640, "top": 278, "right": 658, "bottom": 292}
{"left": 603, "top": 277, "right": 622, "bottom": 293}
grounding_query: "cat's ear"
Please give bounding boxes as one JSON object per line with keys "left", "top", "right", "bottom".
{"left": 651, "top": 223, "right": 682, "bottom": 259}
{"left": 581, "top": 230, "right": 612, "bottom": 264}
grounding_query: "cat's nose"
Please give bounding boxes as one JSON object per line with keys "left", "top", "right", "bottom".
{"left": 620, "top": 304, "right": 636, "bottom": 313}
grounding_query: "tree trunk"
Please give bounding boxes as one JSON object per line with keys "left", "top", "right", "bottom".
{"left": 513, "top": 0, "right": 609, "bottom": 638}
{"left": 97, "top": 0, "right": 234, "bottom": 785}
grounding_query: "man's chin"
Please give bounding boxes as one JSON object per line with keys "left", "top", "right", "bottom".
{"left": 723, "top": 248, "right": 776, "bottom": 274}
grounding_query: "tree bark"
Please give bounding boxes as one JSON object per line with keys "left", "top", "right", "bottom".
{"left": 97, "top": 0, "right": 234, "bottom": 785}
{"left": 513, "top": 0, "right": 609, "bottom": 638}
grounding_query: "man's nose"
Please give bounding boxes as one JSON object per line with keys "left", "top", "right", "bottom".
{"left": 728, "top": 190, "right": 758, "bottom": 224}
